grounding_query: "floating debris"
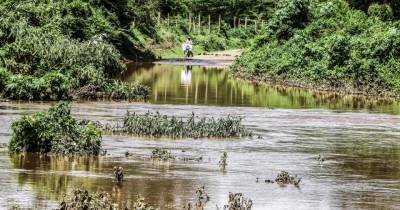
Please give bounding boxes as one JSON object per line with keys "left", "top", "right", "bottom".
{"left": 275, "top": 171, "right": 301, "bottom": 186}
{"left": 125, "top": 151, "right": 131, "bottom": 157}
{"left": 101, "top": 149, "right": 107, "bottom": 156}
{"left": 180, "top": 156, "right": 203, "bottom": 162}
{"left": 223, "top": 192, "right": 253, "bottom": 210}
{"left": 151, "top": 148, "right": 175, "bottom": 161}
{"left": 318, "top": 154, "right": 325, "bottom": 164}
{"left": 264, "top": 179, "right": 274, "bottom": 184}
{"left": 60, "top": 188, "right": 114, "bottom": 210}
{"left": 219, "top": 152, "right": 228, "bottom": 169}
{"left": 114, "top": 166, "right": 124, "bottom": 182}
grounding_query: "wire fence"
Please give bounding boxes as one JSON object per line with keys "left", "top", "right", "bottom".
{"left": 156, "top": 13, "right": 267, "bottom": 33}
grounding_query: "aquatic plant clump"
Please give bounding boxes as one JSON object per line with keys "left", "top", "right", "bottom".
{"left": 275, "top": 171, "right": 301, "bottom": 186}
{"left": 123, "top": 112, "right": 252, "bottom": 138}
{"left": 151, "top": 148, "right": 175, "bottom": 160}
{"left": 60, "top": 188, "right": 114, "bottom": 210}
{"left": 60, "top": 188, "right": 155, "bottom": 210}
{"left": 9, "top": 102, "right": 102, "bottom": 155}
{"left": 223, "top": 192, "right": 253, "bottom": 210}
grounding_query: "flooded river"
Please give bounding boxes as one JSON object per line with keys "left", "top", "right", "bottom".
{"left": 1, "top": 63, "right": 400, "bottom": 209}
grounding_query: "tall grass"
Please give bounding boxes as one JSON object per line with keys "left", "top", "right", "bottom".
{"left": 122, "top": 112, "right": 252, "bottom": 138}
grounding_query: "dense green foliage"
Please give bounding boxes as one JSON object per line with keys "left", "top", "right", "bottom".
{"left": 0, "top": 0, "right": 152, "bottom": 100}
{"left": 349, "top": 0, "right": 400, "bottom": 19}
{"left": 9, "top": 102, "right": 102, "bottom": 155}
{"left": 232, "top": 0, "right": 400, "bottom": 96}
{"left": 122, "top": 112, "right": 251, "bottom": 138}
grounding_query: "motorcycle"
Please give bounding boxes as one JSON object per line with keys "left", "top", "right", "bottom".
{"left": 183, "top": 44, "right": 193, "bottom": 58}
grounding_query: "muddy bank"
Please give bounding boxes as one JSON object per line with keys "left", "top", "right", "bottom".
{"left": 232, "top": 73, "right": 400, "bottom": 101}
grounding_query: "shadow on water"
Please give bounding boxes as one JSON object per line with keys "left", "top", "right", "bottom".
{"left": 122, "top": 62, "right": 400, "bottom": 114}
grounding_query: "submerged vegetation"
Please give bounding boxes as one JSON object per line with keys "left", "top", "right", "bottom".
{"left": 232, "top": 0, "right": 400, "bottom": 97}
{"left": 275, "top": 171, "right": 301, "bottom": 186}
{"left": 122, "top": 112, "right": 252, "bottom": 138}
{"left": 60, "top": 189, "right": 114, "bottom": 210}
{"left": 151, "top": 148, "right": 175, "bottom": 160}
{"left": 60, "top": 188, "right": 154, "bottom": 210}
{"left": 9, "top": 102, "right": 101, "bottom": 155}
{"left": 224, "top": 192, "right": 253, "bottom": 210}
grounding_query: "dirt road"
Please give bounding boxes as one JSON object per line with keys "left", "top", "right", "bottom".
{"left": 154, "top": 49, "right": 243, "bottom": 68}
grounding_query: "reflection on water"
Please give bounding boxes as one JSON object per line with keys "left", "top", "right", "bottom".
{"left": 181, "top": 66, "right": 192, "bottom": 87}
{"left": 123, "top": 63, "right": 400, "bottom": 114}
{"left": 6, "top": 153, "right": 193, "bottom": 209}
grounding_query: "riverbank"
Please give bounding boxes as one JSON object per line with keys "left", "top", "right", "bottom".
{"left": 230, "top": 0, "right": 400, "bottom": 99}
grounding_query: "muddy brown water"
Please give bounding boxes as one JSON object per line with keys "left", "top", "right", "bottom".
{"left": 1, "top": 63, "right": 400, "bottom": 209}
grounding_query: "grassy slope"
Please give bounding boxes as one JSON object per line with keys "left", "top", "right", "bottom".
{"left": 0, "top": 0, "right": 153, "bottom": 100}
{"left": 231, "top": 0, "right": 400, "bottom": 97}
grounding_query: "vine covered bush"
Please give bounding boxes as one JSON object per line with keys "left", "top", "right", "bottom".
{"left": 0, "top": 0, "right": 152, "bottom": 101}
{"left": 9, "top": 102, "right": 102, "bottom": 155}
{"left": 232, "top": 0, "right": 400, "bottom": 97}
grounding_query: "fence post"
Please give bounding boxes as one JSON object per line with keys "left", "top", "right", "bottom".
{"left": 157, "top": 12, "right": 161, "bottom": 25}
{"left": 234, "top": 17, "right": 236, "bottom": 29}
{"left": 261, "top": 20, "right": 264, "bottom": 28}
{"left": 218, "top": 15, "right": 221, "bottom": 32}
{"left": 208, "top": 15, "right": 211, "bottom": 33}
{"left": 245, "top": 17, "right": 247, "bottom": 29}
{"left": 188, "top": 13, "right": 191, "bottom": 31}
{"left": 238, "top": 18, "right": 241, "bottom": 28}
{"left": 167, "top": 13, "right": 170, "bottom": 28}
{"left": 198, "top": 14, "right": 201, "bottom": 32}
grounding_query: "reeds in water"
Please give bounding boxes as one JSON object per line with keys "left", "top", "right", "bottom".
{"left": 122, "top": 112, "right": 252, "bottom": 138}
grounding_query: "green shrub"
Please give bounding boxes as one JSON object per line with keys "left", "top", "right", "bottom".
{"left": 368, "top": 3, "right": 393, "bottom": 21}
{"left": 9, "top": 102, "right": 102, "bottom": 155}
{"left": 0, "top": 68, "right": 10, "bottom": 90}
{"left": 232, "top": 0, "right": 400, "bottom": 96}
{"left": 0, "top": 0, "right": 153, "bottom": 101}
{"left": 122, "top": 112, "right": 252, "bottom": 138}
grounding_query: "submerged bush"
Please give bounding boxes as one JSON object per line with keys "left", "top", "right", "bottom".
{"left": 275, "top": 171, "right": 301, "bottom": 186}
{"left": 60, "top": 188, "right": 114, "bottom": 210}
{"left": 151, "top": 148, "right": 175, "bottom": 160}
{"left": 60, "top": 188, "right": 155, "bottom": 210}
{"left": 9, "top": 102, "right": 101, "bottom": 155}
{"left": 122, "top": 112, "right": 252, "bottom": 138}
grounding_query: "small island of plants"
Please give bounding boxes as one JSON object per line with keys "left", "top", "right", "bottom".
{"left": 9, "top": 102, "right": 102, "bottom": 155}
